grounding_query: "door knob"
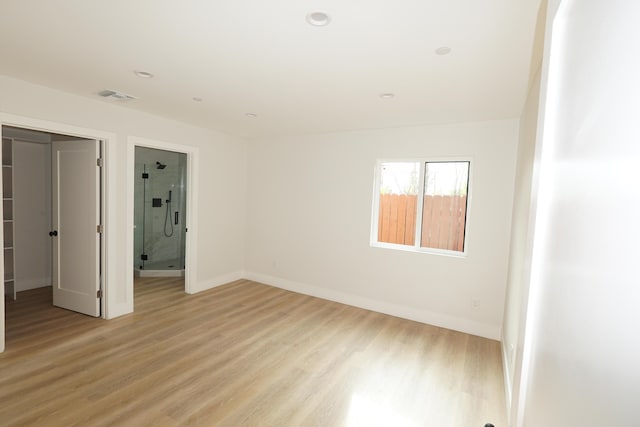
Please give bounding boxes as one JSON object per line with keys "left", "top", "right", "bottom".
{"left": 49, "top": 230, "right": 58, "bottom": 236}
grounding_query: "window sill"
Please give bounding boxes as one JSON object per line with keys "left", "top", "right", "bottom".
{"left": 370, "top": 241, "right": 467, "bottom": 258}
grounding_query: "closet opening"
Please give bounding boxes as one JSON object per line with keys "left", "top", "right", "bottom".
{"left": 2, "top": 125, "right": 105, "bottom": 343}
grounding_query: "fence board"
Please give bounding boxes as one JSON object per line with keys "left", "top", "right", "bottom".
{"left": 396, "top": 195, "right": 407, "bottom": 244}
{"left": 379, "top": 194, "right": 390, "bottom": 242}
{"left": 450, "top": 196, "right": 461, "bottom": 250}
{"left": 456, "top": 196, "right": 467, "bottom": 251}
{"left": 421, "top": 195, "right": 433, "bottom": 247}
{"left": 389, "top": 195, "right": 399, "bottom": 243}
{"left": 405, "top": 195, "right": 416, "bottom": 245}
{"left": 430, "top": 196, "right": 444, "bottom": 248}
{"left": 437, "top": 196, "right": 452, "bottom": 249}
{"left": 379, "top": 193, "right": 466, "bottom": 251}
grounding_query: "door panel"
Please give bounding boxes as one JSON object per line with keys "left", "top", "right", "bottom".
{"left": 52, "top": 139, "right": 100, "bottom": 317}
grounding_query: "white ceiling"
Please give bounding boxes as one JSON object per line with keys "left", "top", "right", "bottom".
{"left": 0, "top": 0, "right": 541, "bottom": 138}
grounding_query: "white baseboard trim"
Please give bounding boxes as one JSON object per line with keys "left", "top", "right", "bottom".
{"left": 15, "top": 280, "right": 51, "bottom": 292}
{"left": 134, "top": 269, "right": 185, "bottom": 278}
{"left": 105, "top": 301, "right": 133, "bottom": 320}
{"left": 107, "top": 271, "right": 245, "bottom": 319}
{"left": 189, "top": 270, "right": 246, "bottom": 294}
{"left": 244, "top": 271, "right": 501, "bottom": 340}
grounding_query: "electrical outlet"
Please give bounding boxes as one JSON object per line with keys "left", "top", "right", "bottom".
{"left": 471, "top": 298, "right": 480, "bottom": 310}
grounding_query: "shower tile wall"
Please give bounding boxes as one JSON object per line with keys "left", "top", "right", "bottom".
{"left": 134, "top": 147, "right": 186, "bottom": 270}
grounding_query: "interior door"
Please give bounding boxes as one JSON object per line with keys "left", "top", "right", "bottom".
{"left": 51, "top": 139, "right": 101, "bottom": 317}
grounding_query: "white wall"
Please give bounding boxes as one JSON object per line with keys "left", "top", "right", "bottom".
{"left": 246, "top": 120, "right": 519, "bottom": 339}
{"left": 516, "top": 0, "right": 640, "bottom": 425}
{"left": 501, "top": 2, "right": 547, "bottom": 419}
{"left": 13, "top": 140, "right": 52, "bottom": 291}
{"left": 0, "top": 75, "right": 247, "bottom": 350}
{"left": 501, "top": 67, "right": 542, "bottom": 413}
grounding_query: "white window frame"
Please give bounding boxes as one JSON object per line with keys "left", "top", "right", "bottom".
{"left": 370, "top": 157, "right": 472, "bottom": 257}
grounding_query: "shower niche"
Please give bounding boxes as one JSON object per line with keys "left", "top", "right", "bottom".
{"left": 134, "top": 147, "right": 187, "bottom": 277}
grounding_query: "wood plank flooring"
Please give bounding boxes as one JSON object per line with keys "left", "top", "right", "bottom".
{"left": 1, "top": 278, "right": 506, "bottom": 426}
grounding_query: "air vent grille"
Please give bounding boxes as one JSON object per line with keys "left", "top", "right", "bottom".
{"left": 98, "top": 89, "right": 136, "bottom": 101}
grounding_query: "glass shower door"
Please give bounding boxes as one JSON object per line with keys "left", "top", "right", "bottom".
{"left": 134, "top": 147, "right": 187, "bottom": 273}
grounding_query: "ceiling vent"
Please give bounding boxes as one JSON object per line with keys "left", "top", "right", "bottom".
{"left": 98, "top": 89, "right": 137, "bottom": 101}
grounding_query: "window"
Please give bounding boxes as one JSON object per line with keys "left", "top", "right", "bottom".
{"left": 372, "top": 160, "right": 470, "bottom": 254}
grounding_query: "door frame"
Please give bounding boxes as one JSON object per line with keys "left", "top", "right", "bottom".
{"left": 0, "top": 113, "right": 114, "bottom": 352}
{"left": 126, "top": 136, "right": 198, "bottom": 298}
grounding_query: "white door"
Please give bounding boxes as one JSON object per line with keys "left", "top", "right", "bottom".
{"left": 51, "top": 139, "right": 101, "bottom": 317}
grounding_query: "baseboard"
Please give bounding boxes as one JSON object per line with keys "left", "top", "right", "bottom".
{"left": 244, "top": 271, "right": 501, "bottom": 340}
{"left": 15, "top": 280, "right": 51, "bottom": 292}
{"left": 126, "top": 269, "right": 501, "bottom": 339}
{"left": 105, "top": 300, "right": 133, "bottom": 319}
{"left": 106, "top": 271, "right": 246, "bottom": 319}
{"left": 189, "top": 270, "right": 246, "bottom": 294}
{"left": 134, "top": 269, "right": 185, "bottom": 278}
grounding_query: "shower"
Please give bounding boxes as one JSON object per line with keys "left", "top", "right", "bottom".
{"left": 134, "top": 147, "right": 187, "bottom": 276}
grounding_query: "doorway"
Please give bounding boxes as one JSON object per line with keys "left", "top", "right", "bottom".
{"left": 134, "top": 147, "right": 187, "bottom": 278}
{"left": 127, "top": 136, "right": 195, "bottom": 302}
{"left": 0, "top": 114, "right": 116, "bottom": 353}
{"left": 1, "top": 126, "right": 104, "bottom": 317}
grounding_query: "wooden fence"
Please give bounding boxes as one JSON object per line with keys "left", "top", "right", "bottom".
{"left": 378, "top": 194, "right": 467, "bottom": 251}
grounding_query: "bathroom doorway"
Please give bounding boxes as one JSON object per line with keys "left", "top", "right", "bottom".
{"left": 134, "top": 147, "right": 187, "bottom": 278}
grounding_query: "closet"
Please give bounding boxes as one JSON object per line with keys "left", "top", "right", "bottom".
{"left": 2, "top": 128, "right": 53, "bottom": 300}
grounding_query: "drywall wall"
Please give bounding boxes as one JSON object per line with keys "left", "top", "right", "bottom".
{"left": 0, "top": 75, "right": 247, "bottom": 323}
{"left": 501, "top": 66, "right": 541, "bottom": 410}
{"left": 246, "top": 120, "right": 519, "bottom": 339}
{"left": 13, "top": 139, "right": 52, "bottom": 291}
{"left": 502, "top": 1, "right": 547, "bottom": 419}
{"left": 518, "top": 0, "right": 640, "bottom": 425}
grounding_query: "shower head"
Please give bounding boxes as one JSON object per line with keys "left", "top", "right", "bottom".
{"left": 156, "top": 161, "right": 167, "bottom": 170}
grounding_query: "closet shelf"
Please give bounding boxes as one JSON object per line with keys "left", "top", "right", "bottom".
{"left": 2, "top": 137, "right": 15, "bottom": 301}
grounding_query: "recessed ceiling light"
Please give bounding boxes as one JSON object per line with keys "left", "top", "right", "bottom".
{"left": 435, "top": 46, "right": 452, "bottom": 55}
{"left": 134, "top": 70, "right": 154, "bottom": 78}
{"left": 192, "top": 97, "right": 203, "bottom": 102}
{"left": 306, "top": 11, "right": 331, "bottom": 27}
{"left": 245, "top": 113, "right": 258, "bottom": 118}
{"left": 379, "top": 93, "right": 395, "bottom": 99}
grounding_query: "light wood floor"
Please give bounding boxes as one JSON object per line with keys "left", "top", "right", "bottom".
{"left": 1, "top": 278, "right": 506, "bottom": 426}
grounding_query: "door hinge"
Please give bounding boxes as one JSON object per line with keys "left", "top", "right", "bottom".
{"left": 97, "top": 224, "right": 104, "bottom": 233}
{"left": 97, "top": 289, "right": 103, "bottom": 298}
{"left": 97, "top": 158, "right": 104, "bottom": 167}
